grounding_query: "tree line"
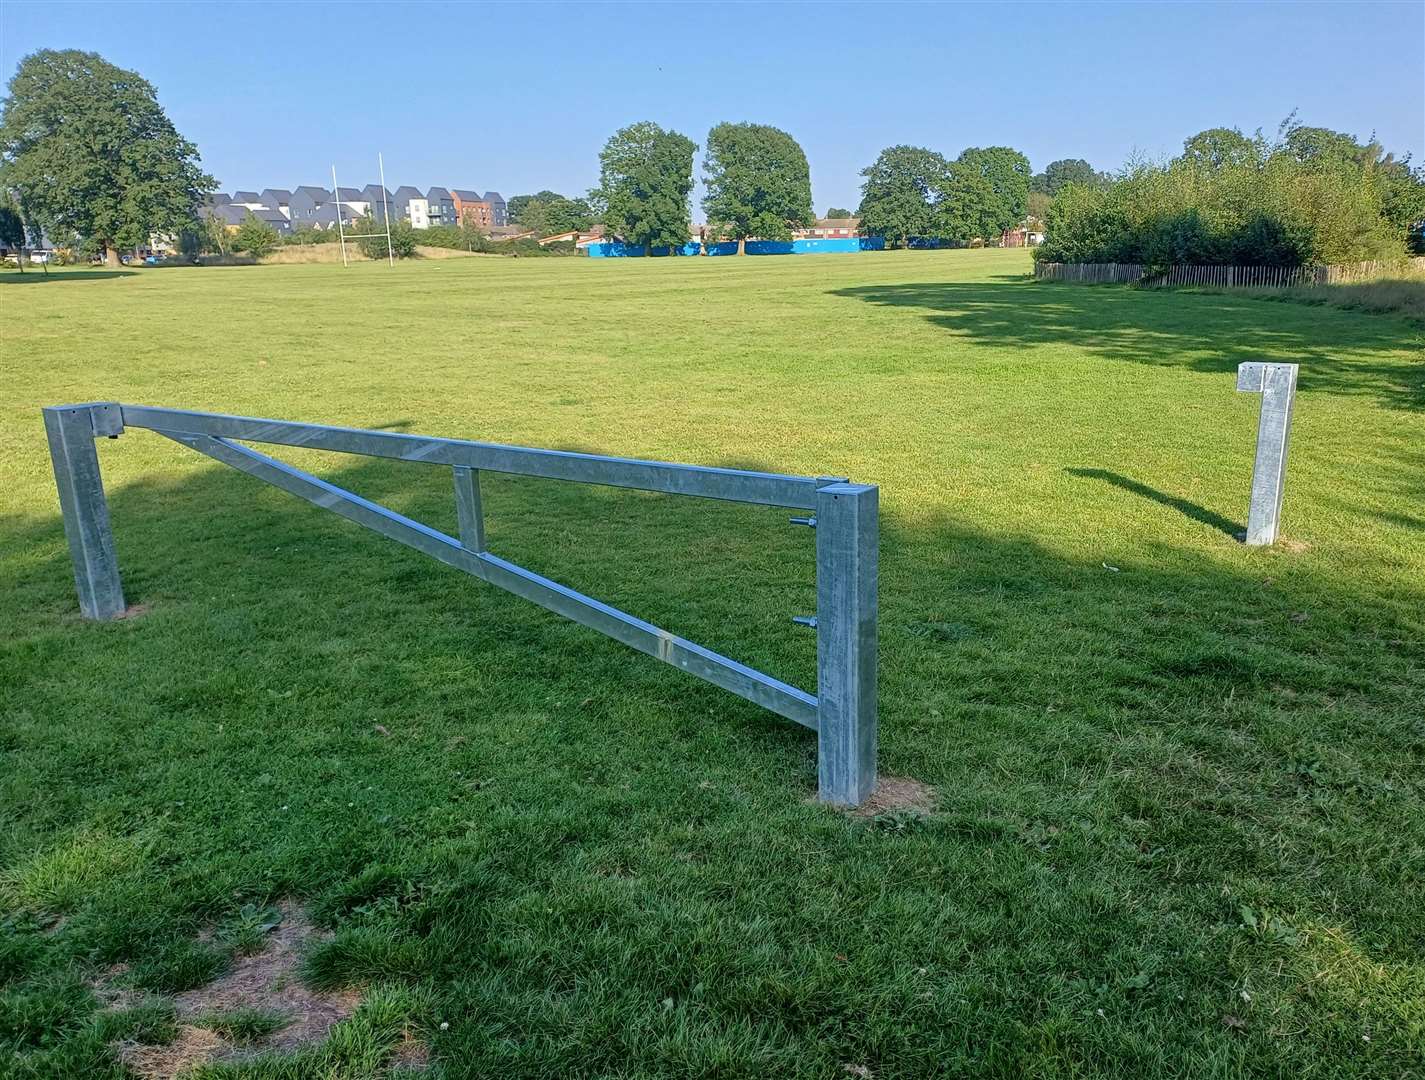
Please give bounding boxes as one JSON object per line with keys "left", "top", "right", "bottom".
{"left": 1036, "top": 119, "right": 1425, "bottom": 268}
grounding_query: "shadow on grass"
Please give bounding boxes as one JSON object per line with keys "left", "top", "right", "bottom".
{"left": 1066, "top": 468, "right": 1243, "bottom": 538}
{"left": 5, "top": 443, "right": 1424, "bottom": 1076}
{"left": 0, "top": 269, "right": 139, "bottom": 283}
{"left": 829, "top": 279, "right": 1425, "bottom": 412}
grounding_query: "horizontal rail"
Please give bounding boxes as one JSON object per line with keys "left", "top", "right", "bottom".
{"left": 124, "top": 405, "right": 825, "bottom": 509}
{"left": 153, "top": 428, "right": 819, "bottom": 729}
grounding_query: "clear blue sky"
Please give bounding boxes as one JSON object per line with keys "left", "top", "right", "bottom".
{"left": 3, "top": 1, "right": 1421, "bottom": 218}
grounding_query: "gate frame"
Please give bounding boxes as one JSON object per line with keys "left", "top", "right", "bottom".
{"left": 42, "top": 402, "right": 878, "bottom": 806}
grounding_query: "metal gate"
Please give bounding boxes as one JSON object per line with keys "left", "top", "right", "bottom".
{"left": 43, "top": 403, "right": 879, "bottom": 805}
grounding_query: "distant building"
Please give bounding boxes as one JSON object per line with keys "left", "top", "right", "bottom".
{"left": 483, "top": 191, "right": 507, "bottom": 227}
{"left": 260, "top": 189, "right": 293, "bottom": 219}
{"left": 390, "top": 186, "right": 428, "bottom": 229}
{"left": 360, "top": 185, "right": 395, "bottom": 222}
{"left": 451, "top": 189, "right": 493, "bottom": 229}
{"left": 230, "top": 191, "right": 265, "bottom": 210}
{"left": 203, "top": 204, "right": 290, "bottom": 234}
{"left": 797, "top": 217, "right": 859, "bottom": 239}
{"left": 334, "top": 187, "right": 370, "bottom": 218}
{"left": 289, "top": 186, "right": 332, "bottom": 225}
{"left": 206, "top": 193, "right": 232, "bottom": 207}
{"left": 426, "top": 187, "right": 456, "bottom": 227}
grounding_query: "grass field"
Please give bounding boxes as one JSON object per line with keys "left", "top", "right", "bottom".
{"left": 2, "top": 250, "right": 1423, "bottom": 1078}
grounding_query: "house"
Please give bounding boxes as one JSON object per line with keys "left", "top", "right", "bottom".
{"left": 289, "top": 186, "right": 332, "bottom": 225}
{"left": 308, "top": 203, "right": 353, "bottom": 231}
{"left": 230, "top": 191, "right": 266, "bottom": 210}
{"left": 360, "top": 184, "right": 395, "bottom": 221}
{"left": 206, "top": 193, "right": 232, "bottom": 207}
{"left": 999, "top": 225, "right": 1043, "bottom": 247}
{"left": 482, "top": 191, "right": 507, "bottom": 227}
{"left": 538, "top": 226, "right": 602, "bottom": 246}
{"left": 426, "top": 187, "right": 456, "bottom": 226}
{"left": 390, "top": 186, "right": 429, "bottom": 229}
{"left": 489, "top": 224, "right": 537, "bottom": 241}
{"left": 451, "top": 189, "right": 493, "bottom": 229}
{"left": 796, "top": 217, "right": 859, "bottom": 239}
{"left": 260, "top": 189, "right": 293, "bottom": 218}
{"left": 204, "top": 205, "right": 252, "bottom": 230}
{"left": 251, "top": 207, "right": 292, "bottom": 234}
{"left": 334, "top": 187, "right": 370, "bottom": 218}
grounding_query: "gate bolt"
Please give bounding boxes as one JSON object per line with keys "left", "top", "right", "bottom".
{"left": 792, "top": 615, "right": 818, "bottom": 628}
{"left": 789, "top": 516, "right": 817, "bottom": 528}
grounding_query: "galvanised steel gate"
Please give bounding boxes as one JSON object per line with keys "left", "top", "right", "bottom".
{"left": 43, "top": 403, "right": 879, "bottom": 805}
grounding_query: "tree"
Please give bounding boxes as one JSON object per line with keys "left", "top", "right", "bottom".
{"left": 702, "top": 122, "right": 814, "bottom": 253}
{"left": 351, "top": 216, "right": 416, "bottom": 259}
{"left": 1031, "top": 159, "right": 1109, "bottom": 196}
{"left": 0, "top": 193, "right": 27, "bottom": 271}
{"left": 936, "top": 146, "right": 1031, "bottom": 241}
{"left": 825, "top": 206, "right": 853, "bottom": 219}
{"left": 1027, "top": 190, "right": 1053, "bottom": 222}
{"left": 592, "top": 121, "right": 696, "bottom": 255}
{"left": 855, "top": 146, "right": 948, "bottom": 247}
{"left": 510, "top": 190, "right": 593, "bottom": 236}
{"left": 232, "top": 215, "right": 278, "bottom": 258}
{"left": 1178, "top": 128, "right": 1264, "bottom": 171}
{"left": 0, "top": 49, "right": 213, "bottom": 267}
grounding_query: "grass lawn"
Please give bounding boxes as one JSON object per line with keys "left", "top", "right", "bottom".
{"left": 1, "top": 249, "right": 1422, "bottom": 1078}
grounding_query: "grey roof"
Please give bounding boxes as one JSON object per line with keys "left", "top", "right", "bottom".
{"left": 334, "top": 187, "right": 364, "bottom": 200}
{"left": 231, "top": 190, "right": 261, "bottom": 202}
{"left": 426, "top": 186, "right": 452, "bottom": 201}
{"left": 293, "top": 185, "right": 331, "bottom": 201}
{"left": 361, "top": 184, "right": 392, "bottom": 198}
{"left": 391, "top": 186, "right": 423, "bottom": 200}
{"left": 260, "top": 188, "right": 292, "bottom": 203}
{"left": 482, "top": 191, "right": 504, "bottom": 203}
{"left": 205, "top": 205, "right": 250, "bottom": 225}
{"left": 451, "top": 189, "right": 483, "bottom": 201}
{"left": 310, "top": 204, "right": 349, "bottom": 226}
{"left": 207, "top": 193, "right": 232, "bottom": 206}
{"left": 251, "top": 207, "right": 290, "bottom": 227}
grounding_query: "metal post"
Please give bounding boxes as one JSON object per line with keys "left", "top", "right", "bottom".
{"left": 378, "top": 152, "right": 394, "bottom": 266}
{"left": 331, "top": 164, "right": 348, "bottom": 268}
{"left": 452, "top": 466, "right": 486, "bottom": 552}
{"left": 1236, "top": 362, "right": 1299, "bottom": 546}
{"left": 42, "top": 403, "right": 127, "bottom": 620}
{"left": 815, "top": 482, "right": 878, "bottom": 805}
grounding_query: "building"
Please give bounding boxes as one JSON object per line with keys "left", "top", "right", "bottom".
{"left": 360, "top": 185, "right": 395, "bottom": 222}
{"left": 451, "top": 189, "right": 492, "bottom": 229}
{"left": 260, "top": 189, "right": 293, "bottom": 219}
{"left": 426, "top": 187, "right": 456, "bottom": 226}
{"left": 230, "top": 191, "right": 266, "bottom": 210}
{"left": 482, "top": 191, "right": 507, "bottom": 227}
{"left": 796, "top": 217, "right": 859, "bottom": 239}
{"left": 334, "top": 187, "right": 369, "bottom": 218}
{"left": 203, "top": 204, "right": 291, "bottom": 234}
{"left": 390, "top": 186, "right": 429, "bottom": 229}
{"left": 289, "top": 186, "right": 332, "bottom": 225}
{"left": 207, "top": 193, "right": 232, "bottom": 207}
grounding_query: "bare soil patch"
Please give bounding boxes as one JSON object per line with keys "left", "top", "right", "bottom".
{"left": 849, "top": 776, "right": 937, "bottom": 818}
{"left": 104, "top": 900, "right": 368, "bottom": 1079}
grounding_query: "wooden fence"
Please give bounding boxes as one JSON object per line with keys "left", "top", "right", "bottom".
{"left": 1033, "top": 259, "right": 1419, "bottom": 288}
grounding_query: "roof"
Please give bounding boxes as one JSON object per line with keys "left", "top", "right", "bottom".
{"left": 251, "top": 207, "right": 288, "bottom": 224}
{"left": 205, "top": 205, "right": 250, "bottom": 225}
{"left": 293, "top": 186, "right": 332, "bottom": 201}
{"left": 451, "top": 189, "right": 484, "bottom": 201}
{"left": 361, "top": 184, "right": 391, "bottom": 198}
{"left": 813, "top": 217, "right": 859, "bottom": 228}
{"left": 426, "top": 186, "right": 452, "bottom": 200}
{"left": 310, "top": 204, "right": 349, "bottom": 225}
{"left": 261, "top": 188, "right": 292, "bottom": 202}
{"left": 482, "top": 191, "right": 504, "bottom": 203}
{"left": 231, "top": 191, "right": 262, "bottom": 203}
{"left": 334, "top": 187, "right": 364, "bottom": 200}
{"left": 207, "top": 193, "right": 232, "bottom": 206}
{"left": 391, "top": 186, "right": 423, "bottom": 200}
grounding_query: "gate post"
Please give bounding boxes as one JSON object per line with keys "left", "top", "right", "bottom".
{"left": 1236, "top": 363, "right": 1299, "bottom": 546}
{"left": 815, "top": 482, "right": 878, "bottom": 805}
{"left": 42, "top": 403, "right": 127, "bottom": 620}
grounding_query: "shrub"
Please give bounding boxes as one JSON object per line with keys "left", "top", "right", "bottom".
{"left": 231, "top": 216, "right": 279, "bottom": 258}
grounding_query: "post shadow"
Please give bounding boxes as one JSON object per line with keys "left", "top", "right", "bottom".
{"left": 1065, "top": 468, "right": 1242, "bottom": 538}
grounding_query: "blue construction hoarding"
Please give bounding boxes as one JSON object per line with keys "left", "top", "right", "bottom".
{"left": 586, "top": 236, "right": 886, "bottom": 258}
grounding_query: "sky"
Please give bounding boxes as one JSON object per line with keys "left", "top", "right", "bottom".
{"left": 2, "top": 1, "right": 1422, "bottom": 219}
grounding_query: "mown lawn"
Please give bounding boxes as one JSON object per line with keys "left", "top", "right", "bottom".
{"left": 1, "top": 250, "right": 1422, "bottom": 1079}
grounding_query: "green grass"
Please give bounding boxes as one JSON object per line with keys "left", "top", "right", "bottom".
{"left": 1, "top": 250, "right": 1422, "bottom": 1078}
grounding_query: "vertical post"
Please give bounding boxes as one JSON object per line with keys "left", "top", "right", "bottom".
{"left": 1236, "top": 362, "right": 1299, "bottom": 546}
{"left": 42, "top": 403, "right": 127, "bottom": 620}
{"left": 453, "top": 466, "right": 486, "bottom": 553}
{"left": 331, "top": 164, "right": 348, "bottom": 268}
{"left": 815, "top": 482, "right": 878, "bottom": 805}
{"left": 378, "top": 151, "right": 394, "bottom": 267}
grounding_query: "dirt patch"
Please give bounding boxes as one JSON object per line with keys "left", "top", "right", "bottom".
{"left": 1279, "top": 538, "right": 1312, "bottom": 554}
{"left": 849, "top": 776, "right": 937, "bottom": 818}
{"left": 106, "top": 900, "right": 366, "bottom": 1079}
{"left": 114, "top": 603, "right": 151, "bottom": 619}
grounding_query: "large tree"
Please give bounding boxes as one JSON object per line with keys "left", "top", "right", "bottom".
{"left": 1178, "top": 128, "right": 1265, "bottom": 171}
{"left": 591, "top": 121, "right": 696, "bottom": 255}
{"left": 935, "top": 146, "right": 1031, "bottom": 241}
{"left": 824, "top": 206, "right": 853, "bottom": 219}
{"left": 701, "top": 122, "right": 814, "bottom": 253}
{"left": 0, "top": 49, "right": 213, "bottom": 267}
{"left": 856, "top": 145, "right": 948, "bottom": 247}
{"left": 0, "top": 192, "right": 27, "bottom": 271}
{"left": 1031, "top": 158, "right": 1110, "bottom": 196}
{"left": 509, "top": 190, "right": 594, "bottom": 236}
